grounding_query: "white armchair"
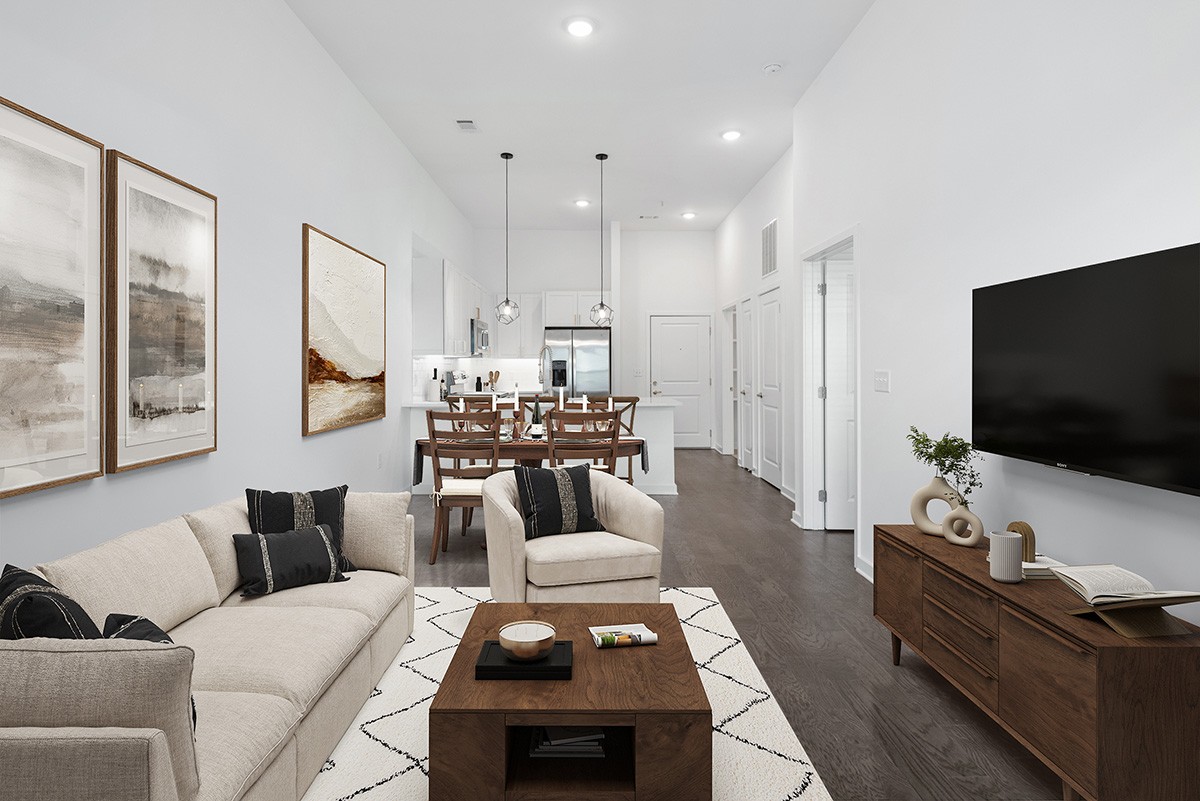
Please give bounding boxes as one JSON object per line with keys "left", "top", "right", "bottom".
{"left": 482, "top": 470, "right": 664, "bottom": 602}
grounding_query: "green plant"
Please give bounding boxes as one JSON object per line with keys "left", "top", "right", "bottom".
{"left": 907, "top": 426, "right": 983, "bottom": 507}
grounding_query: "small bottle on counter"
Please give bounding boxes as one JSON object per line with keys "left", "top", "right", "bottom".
{"left": 475, "top": 376, "right": 483, "bottom": 392}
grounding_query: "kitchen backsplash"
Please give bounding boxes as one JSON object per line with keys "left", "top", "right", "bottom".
{"left": 412, "top": 355, "right": 543, "bottom": 401}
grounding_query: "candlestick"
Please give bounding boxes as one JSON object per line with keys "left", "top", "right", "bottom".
{"left": 558, "top": 386, "right": 564, "bottom": 409}
{"left": 491, "top": 394, "right": 496, "bottom": 412}
{"left": 608, "top": 396, "right": 614, "bottom": 412}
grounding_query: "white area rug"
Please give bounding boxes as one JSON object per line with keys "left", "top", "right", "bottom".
{"left": 303, "top": 587, "right": 832, "bottom": 801}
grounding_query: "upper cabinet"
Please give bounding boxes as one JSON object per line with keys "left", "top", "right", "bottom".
{"left": 544, "top": 290, "right": 604, "bottom": 327}
{"left": 441, "top": 261, "right": 489, "bottom": 356}
{"left": 494, "top": 292, "right": 545, "bottom": 358}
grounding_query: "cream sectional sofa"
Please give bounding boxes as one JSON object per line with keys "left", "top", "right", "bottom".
{"left": 0, "top": 491, "right": 415, "bottom": 801}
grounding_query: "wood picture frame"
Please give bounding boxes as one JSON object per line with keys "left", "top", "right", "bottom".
{"left": 0, "top": 95, "right": 105, "bottom": 499}
{"left": 302, "top": 224, "right": 386, "bottom": 436}
{"left": 105, "top": 151, "right": 217, "bottom": 472}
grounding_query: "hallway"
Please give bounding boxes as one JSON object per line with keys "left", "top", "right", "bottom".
{"left": 413, "top": 450, "right": 1060, "bottom": 800}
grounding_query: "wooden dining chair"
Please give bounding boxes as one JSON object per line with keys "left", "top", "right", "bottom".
{"left": 544, "top": 408, "right": 621, "bottom": 475}
{"left": 608, "top": 397, "right": 639, "bottom": 484}
{"left": 426, "top": 409, "right": 500, "bottom": 564}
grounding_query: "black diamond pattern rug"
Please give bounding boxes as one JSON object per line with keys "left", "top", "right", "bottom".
{"left": 302, "top": 587, "right": 831, "bottom": 800}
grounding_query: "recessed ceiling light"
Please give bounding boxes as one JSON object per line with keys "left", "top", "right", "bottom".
{"left": 575, "top": 199, "right": 590, "bottom": 208}
{"left": 721, "top": 130, "right": 742, "bottom": 142}
{"left": 565, "top": 17, "right": 595, "bottom": 37}
{"left": 681, "top": 212, "right": 697, "bottom": 220}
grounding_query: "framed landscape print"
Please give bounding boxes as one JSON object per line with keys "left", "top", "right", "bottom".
{"left": 106, "top": 151, "right": 217, "bottom": 472}
{"left": 303, "top": 224, "right": 386, "bottom": 435}
{"left": 0, "top": 96, "right": 104, "bottom": 499}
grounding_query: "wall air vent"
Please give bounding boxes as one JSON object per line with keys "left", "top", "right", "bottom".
{"left": 638, "top": 215, "right": 660, "bottom": 220}
{"left": 455, "top": 120, "right": 479, "bottom": 132}
{"left": 762, "top": 218, "right": 778, "bottom": 277}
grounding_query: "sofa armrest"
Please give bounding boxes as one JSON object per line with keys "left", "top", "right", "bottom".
{"left": 591, "top": 471, "right": 665, "bottom": 552}
{"left": 0, "top": 638, "right": 198, "bottom": 801}
{"left": 343, "top": 491, "right": 414, "bottom": 578}
{"left": 0, "top": 726, "right": 180, "bottom": 801}
{"left": 482, "top": 472, "right": 528, "bottom": 602}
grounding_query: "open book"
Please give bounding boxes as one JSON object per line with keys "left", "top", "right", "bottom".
{"left": 1049, "top": 565, "right": 1200, "bottom": 610}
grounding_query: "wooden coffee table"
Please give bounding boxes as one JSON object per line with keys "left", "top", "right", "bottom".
{"left": 429, "top": 602, "right": 712, "bottom": 800}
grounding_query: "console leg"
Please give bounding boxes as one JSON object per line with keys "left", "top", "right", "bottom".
{"left": 891, "top": 633, "right": 901, "bottom": 666}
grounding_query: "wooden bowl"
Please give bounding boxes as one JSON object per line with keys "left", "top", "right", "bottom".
{"left": 498, "top": 620, "right": 556, "bottom": 662}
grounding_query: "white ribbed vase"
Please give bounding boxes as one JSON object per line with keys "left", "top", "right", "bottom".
{"left": 988, "top": 530, "right": 1023, "bottom": 582}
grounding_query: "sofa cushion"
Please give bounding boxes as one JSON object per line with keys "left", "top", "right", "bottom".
{"left": 232, "top": 525, "right": 348, "bottom": 596}
{"left": 220, "top": 569, "right": 408, "bottom": 625}
{"left": 514, "top": 464, "right": 604, "bottom": 539}
{"left": 169, "top": 606, "right": 373, "bottom": 711}
{"left": 343, "top": 491, "right": 411, "bottom": 574}
{"left": 38, "top": 517, "right": 220, "bottom": 631}
{"left": 0, "top": 564, "right": 101, "bottom": 639}
{"left": 183, "top": 497, "right": 249, "bottom": 601}
{"left": 247, "top": 485, "right": 355, "bottom": 572}
{"left": 192, "top": 690, "right": 299, "bottom": 801}
{"left": 524, "top": 531, "right": 661, "bottom": 587}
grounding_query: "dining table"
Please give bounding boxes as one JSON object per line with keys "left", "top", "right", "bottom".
{"left": 411, "top": 436, "right": 649, "bottom": 485}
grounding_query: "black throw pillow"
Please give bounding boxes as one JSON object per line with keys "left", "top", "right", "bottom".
{"left": 246, "top": 485, "right": 355, "bottom": 572}
{"left": 513, "top": 464, "right": 605, "bottom": 540}
{"left": 0, "top": 564, "right": 100, "bottom": 639}
{"left": 105, "top": 613, "right": 197, "bottom": 730}
{"left": 232, "top": 524, "right": 349, "bottom": 596}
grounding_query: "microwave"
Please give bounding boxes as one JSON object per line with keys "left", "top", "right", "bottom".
{"left": 470, "top": 318, "right": 489, "bottom": 356}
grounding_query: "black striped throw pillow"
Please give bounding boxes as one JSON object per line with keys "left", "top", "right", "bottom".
{"left": 0, "top": 564, "right": 101, "bottom": 639}
{"left": 105, "top": 614, "right": 198, "bottom": 731}
{"left": 246, "top": 485, "right": 355, "bottom": 572}
{"left": 513, "top": 464, "right": 605, "bottom": 540}
{"left": 232, "top": 524, "right": 349, "bottom": 596}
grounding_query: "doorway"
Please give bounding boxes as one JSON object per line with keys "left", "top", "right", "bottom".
{"left": 737, "top": 298, "right": 755, "bottom": 472}
{"left": 757, "top": 286, "right": 784, "bottom": 489}
{"left": 649, "top": 314, "right": 713, "bottom": 448}
{"left": 801, "top": 238, "right": 858, "bottom": 531}
{"left": 721, "top": 304, "right": 738, "bottom": 457}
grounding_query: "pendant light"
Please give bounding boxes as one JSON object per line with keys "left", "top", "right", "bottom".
{"left": 495, "top": 152, "right": 520, "bottom": 325}
{"left": 589, "top": 153, "right": 614, "bottom": 327}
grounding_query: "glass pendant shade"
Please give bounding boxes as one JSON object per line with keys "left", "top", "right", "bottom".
{"left": 590, "top": 301, "right": 614, "bottom": 327}
{"left": 496, "top": 296, "right": 520, "bottom": 324}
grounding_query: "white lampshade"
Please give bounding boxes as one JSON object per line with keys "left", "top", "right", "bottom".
{"left": 495, "top": 296, "right": 520, "bottom": 324}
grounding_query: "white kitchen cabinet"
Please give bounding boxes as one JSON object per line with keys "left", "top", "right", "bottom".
{"left": 518, "top": 292, "right": 545, "bottom": 356}
{"left": 543, "top": 290, "right": 605, "bottom": 326}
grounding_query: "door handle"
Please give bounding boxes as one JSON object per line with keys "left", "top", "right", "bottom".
{"left": 652, "top": 390, "right": 662, "bottom": 396}
{"left": 739, "top": 390, "right": 747, "bottom": 395}
{"left": 756, "top": 393, "right": 764, "bottom": 398}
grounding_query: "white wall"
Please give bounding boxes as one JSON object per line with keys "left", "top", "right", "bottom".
{"left": 714, "top": 149, "right": 797, "bottom": 497}
{"left": 791, "top": 0, "right": 1200, "bottom": 616}
{"left": 619, "top": 231, "right": 717, "bottom": 398}
{"left": 0, "top": 1, "right": 473, "bottom": 567}
{"left": 474, "top": 229, "right": 608, "bottom": 295}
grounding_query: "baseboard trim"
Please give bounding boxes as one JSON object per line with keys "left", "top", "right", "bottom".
{"left": 780, "top": 486, "right": 796, "bottom": 503}
{"left": 854, "top": 556, "right": 874, "bottom": 583}
{"left": 639, "top": 483, "right": 678, "bottom": 496}
{"left": 790, "top": 510, "right": 805, "bottom": 530}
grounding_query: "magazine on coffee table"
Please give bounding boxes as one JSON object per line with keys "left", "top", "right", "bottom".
{"left": 589, "top": 623, "right": 658, "bottom": 648}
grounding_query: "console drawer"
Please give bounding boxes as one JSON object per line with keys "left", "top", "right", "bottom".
{"left": 923, "top": 593, "right": 998, "bottom": 675}
{"left": 924, "top": 626, "right": 998, "bottom": 711}
{"left": 922, "top": 562, "right": 997, "bottom": 635}
{"left": 999, "top": 606, "right": 1098, "bottom": 796}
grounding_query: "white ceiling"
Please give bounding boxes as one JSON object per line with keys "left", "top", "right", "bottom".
{"left": 284, "top": 0, "right": 875, "bottom": 231}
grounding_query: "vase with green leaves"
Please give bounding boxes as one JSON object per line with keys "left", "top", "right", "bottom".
{"left": 907, "top": 426, "right": 985, "bottom": 546}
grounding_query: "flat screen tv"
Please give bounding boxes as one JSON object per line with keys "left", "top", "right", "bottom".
{"left": 973, "top": 243, "right": 1200, "bottom": 497}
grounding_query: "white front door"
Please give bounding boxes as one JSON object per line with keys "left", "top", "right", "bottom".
{"left": 650, "top": 315, "right": 712, "bottom": 448}
{"left": 824, "top": 261, "right": 858, "bottom": 530}
{"left": 737, "top": 299, "right": 755, "bottom": 471}
{"left": 758, "top": 287, "right": 783, "bottom": 489}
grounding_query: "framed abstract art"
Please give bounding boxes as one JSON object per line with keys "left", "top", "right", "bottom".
{"left": 302, "top": 224, "right": 386, "bottom": 435}
{"left": 0, "top": 96, "right": 104, "bottom": 499}
{"left": 106, "top": 151, "right": 217, "bottom": 471}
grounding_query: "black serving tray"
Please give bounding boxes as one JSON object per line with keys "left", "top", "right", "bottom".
{"left": 475, "top": 640, "right": 573, "bottom": 680}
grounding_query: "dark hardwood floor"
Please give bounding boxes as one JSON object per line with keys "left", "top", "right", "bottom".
{"left": 413, "top": 450, "right": 1061, "bottom": 801}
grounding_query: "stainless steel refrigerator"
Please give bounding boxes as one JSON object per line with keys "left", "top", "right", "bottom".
{"left": 543, "top": 327, "right": 611, "bottom": 395}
